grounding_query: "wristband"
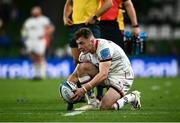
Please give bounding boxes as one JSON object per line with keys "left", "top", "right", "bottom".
{"left": 82, "top": 86, "right": 87, "bottom": 93}
{"left": 93, "top": 15, "right": 98, "bottom": 20}
{"left": 87, "top": 83, "right": 93, "bottom": 89}
{"left": 132, "top": 24, "right": 139, "bottom": 28}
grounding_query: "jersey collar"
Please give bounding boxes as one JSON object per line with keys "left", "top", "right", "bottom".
{"left": 94, "top": 39, "right": 99, "bottom": 53}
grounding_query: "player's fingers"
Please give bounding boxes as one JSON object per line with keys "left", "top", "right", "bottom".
{"left": 68, "top": 19, "right": 73, "bottom": 24}
{"left": 133, "top": 28, "right": 140, "bottom": 36}
{"left": 77, "top": 96, "right": 82, "bottom": 101}
{"left": 64, "top": 19, "right": 73, "bottom": 26}
{"left": 72, "top": 95, "right": 79, "bottom": 102}
{"left": 71, "top": 90, "right": 78, "bottom": 101}
{"left": 85, "top": 21, "right": 89, "bottom": 25}
{"left": 65, "top": 22, "right": 72, "bottom": 26}
{"left": 67, "top": 20, "right": 73, "bottom": 26}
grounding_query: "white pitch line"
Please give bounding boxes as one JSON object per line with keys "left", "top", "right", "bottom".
{"left": 63, "top": 110, "right": 85, "bottom": 116}
{"left": 63, "top": 104, "right": 96, "bottom": 116}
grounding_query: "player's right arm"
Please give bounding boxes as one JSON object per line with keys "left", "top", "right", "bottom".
{"left": 63, "top": 0, "right": 73, "bottom": 26}
{"left": 85, "top": 0, "right": 113, "bottom": 25}
{"left": 67, "top": 64, "right": 79, "bottom": 83}
{"left": 21, "top": 20, "right": 29, "bottom": 40}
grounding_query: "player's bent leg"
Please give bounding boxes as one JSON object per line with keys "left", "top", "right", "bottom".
{"left": 77, "top": 63, "right": 99, "bottom": 107}
{"left": 99, "top": 87, "right": 121, "bottom": 110}
{"left": 33, "top": 52, "right": 46, "bottom": 79}
{"left": 77, "top": 62, "right": 98, "bottom": 79}
{"left": 112, "top": 90, "right": 141, "bottom": 110}
{"left": 30, "top": 52, "right": 41, "bottom": 80}
{"left": 77, "top": 62, "right": 104, "bottom": 101}
{"left": 131, "top": 90, "right": 141, "bottom": 110}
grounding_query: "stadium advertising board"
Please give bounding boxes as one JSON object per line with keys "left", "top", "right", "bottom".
{"left": 0, "top": 56, "right": 178, "bottom": 78}
{"left": 0, "top": 57, "right": 74, "bottom": 79}
{"left": 130, "top": 56, "right": 178, "bottom": 77}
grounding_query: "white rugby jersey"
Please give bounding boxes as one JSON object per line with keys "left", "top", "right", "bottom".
{"left": 79, "top": 39, "right": 134, "bottom": 79}
{"left": 23, "top": 15, "right": 50, "bottom": 40}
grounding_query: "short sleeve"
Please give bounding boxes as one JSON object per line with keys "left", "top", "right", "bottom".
{"left": 97, "top": 43, "right": 114, "bottom": 62}
{"left": 41, "top": 16, "right": 51, "bottom": 27}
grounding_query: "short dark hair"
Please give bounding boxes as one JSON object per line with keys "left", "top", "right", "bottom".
{"left": 75, "top": 28, "right": 93, "bottom": 40}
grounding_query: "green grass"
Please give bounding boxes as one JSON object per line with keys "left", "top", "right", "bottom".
{"left": 0, "top": 77, "right": 180, "bottom": 122}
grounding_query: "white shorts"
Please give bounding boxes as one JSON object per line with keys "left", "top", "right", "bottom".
{"left": 25, "top": 38, "right": 46, "bottom": 55}
{"left": 104, "top": 74, "right": 134, "bottom": 96}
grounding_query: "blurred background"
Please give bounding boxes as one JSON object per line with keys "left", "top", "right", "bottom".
{"left": 0, "top": 0, "right": 179, "bottom": 78}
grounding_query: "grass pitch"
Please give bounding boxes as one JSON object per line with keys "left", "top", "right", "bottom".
{"left": 0, "top": 77, "right": 180, "bottom": 122}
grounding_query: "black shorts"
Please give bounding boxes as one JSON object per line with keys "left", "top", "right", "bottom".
{"left": 68, "top": 23, "right": 100, "bottom": 48}
{"left": 99, "top": 20, "right": 124, "bottom": 49}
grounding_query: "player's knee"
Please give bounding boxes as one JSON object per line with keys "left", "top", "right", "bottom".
{"left": 99, "top": 100, "right": 112, "bottom": 110}
{"left": 77, "top": 63, "right": 96, "bottom": 75}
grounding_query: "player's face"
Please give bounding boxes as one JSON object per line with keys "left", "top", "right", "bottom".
{"left": 31, "top": 7, "right": 42, "bottom": 17}
{"left": 76, "top": 36, "right": 92, "bottom": 53}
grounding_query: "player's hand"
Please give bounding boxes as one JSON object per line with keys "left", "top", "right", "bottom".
{"left": 71, "top": 88, "right": 86, "bottom": 102}
{"left": 132, "top": 27, "right": 140, "bottom": 36}
{"left": 63, "top": 17, "right": 73, "bottom": 26}
{"left": 85, "top": 16, "right": 96, "bottom": 25}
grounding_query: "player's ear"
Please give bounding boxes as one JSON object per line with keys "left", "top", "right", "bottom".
{"left": 90, "top": 39, "right": 94, "bottom": 43}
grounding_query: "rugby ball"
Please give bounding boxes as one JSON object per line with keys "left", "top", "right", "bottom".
{"left": 59, "top": 81, "right": 77, "bottom": 103}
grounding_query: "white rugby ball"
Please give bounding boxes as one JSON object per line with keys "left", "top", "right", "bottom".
{"left": 59, "top": 81, "right": 77, "bottom": 103}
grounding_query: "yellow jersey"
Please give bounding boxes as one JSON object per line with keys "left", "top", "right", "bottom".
{"left": 117, "top": 0, "right": 124, "bottom": 30}
{"left": 72, "top": 0, "right": 100, "bottom": 24}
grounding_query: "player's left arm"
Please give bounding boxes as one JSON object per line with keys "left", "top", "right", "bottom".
{"left": 44, "top": 19, "right": 55, "bottom": 47}
{"left": 124, "top": 0, "right": 140, "bottom": 36}
{"left": 85, "top": 46, "right": 113, "bottom": 90}
{"left": 44, "top": 23, "right": 55, "bottom": 37}
{"left": 72, "top": 60, "right": 111, "bottom": 102}
{"left": 21, "top": 21, "right": 28, "bottom": 39}
{"left": 84, "top": 60, "right": 111, "bottom": 89}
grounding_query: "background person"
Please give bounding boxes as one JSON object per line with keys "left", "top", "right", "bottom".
{"left": 117, "top": 0, "right": 140, "bottom": 36}
{"left": 63, "top": 0, "right": 113, "bottom": 66}
{"left": 100, "top": 0, "right": 140, "bottom": 49}
{"left": 21, "top": 6, "right": 55, "bottom": 80}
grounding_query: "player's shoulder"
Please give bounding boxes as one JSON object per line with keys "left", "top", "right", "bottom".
{"left": 97, "top": 38, "right": 112, "bottom": 45}
{"left": 39, "top": 15, "right": 49, "bottom": 19}
{"left": 36, "top": 16, "right": 50, "bottom": 25}
{"left": 96, "top": 38, "right": 112, "bottom": 50}
{"left": 25, "top": 17, "right": 34, "bottom": 22}
{"left": 24, "top": 17, "right": 35, "bottom": 26}
{"left": 37, "top": 15, "right": 50, "bottom": 22}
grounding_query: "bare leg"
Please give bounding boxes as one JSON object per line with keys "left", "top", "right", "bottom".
{"left": 77, "top": 63, "right": 99, "bottom": 106}
{"left": 99, "top": 87, "right": 121, "bottom": 110}
{"left": 31, "top": 52, "right": 46, "bottom": 79}
{"left": 77, "top": 62, "right": 98, "bottom": 79}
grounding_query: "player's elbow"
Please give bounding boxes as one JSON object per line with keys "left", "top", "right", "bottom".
{"left": 124, "top": 0, "right": 132, "bottom": 7}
